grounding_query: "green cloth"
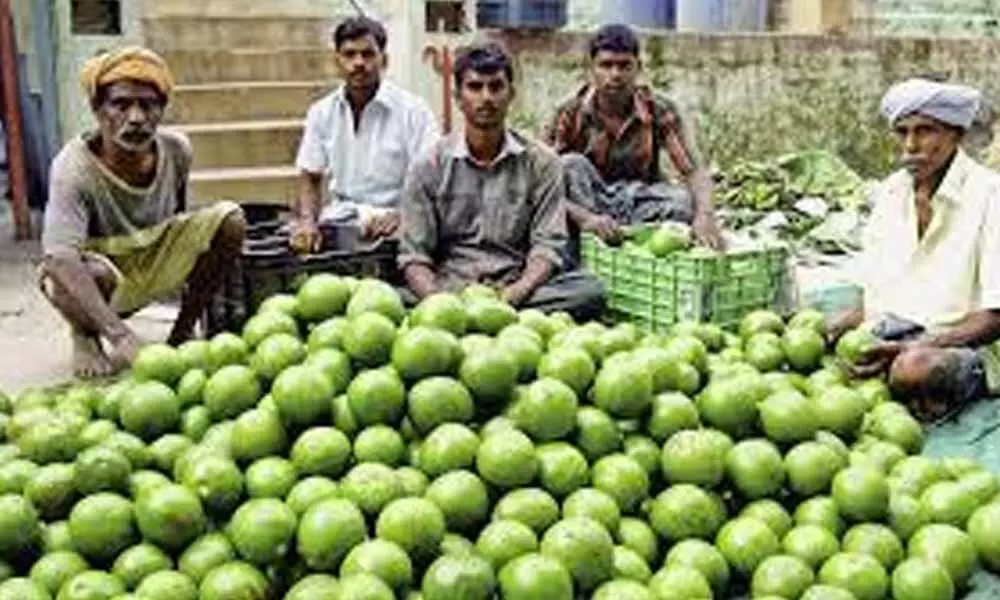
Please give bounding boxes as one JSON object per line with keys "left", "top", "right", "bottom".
{"left": 85, "top": 201, "right": 239, "bottom": 314}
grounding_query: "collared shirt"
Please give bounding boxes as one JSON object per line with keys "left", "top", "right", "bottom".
{"left": 860, "top": 149, "right": 1000, "bottom": 390}
{"left": 295, "top": 81, "right": 439, "bottom": 220}
{"left": 398, "top": 129, "right": 568, "bottom": 287}
{"left": 42, "top": 128, "right": 191, "bottom": 257}
{"left": 543, "top": 84, "right": 702, "bottom": 184}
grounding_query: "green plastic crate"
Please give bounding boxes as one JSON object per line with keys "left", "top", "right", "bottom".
{"left": 581, "top": 232, "right": 791, "bottom": 331}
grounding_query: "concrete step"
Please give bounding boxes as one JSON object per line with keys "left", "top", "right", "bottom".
{"left": 160, "top": 48, "right": 337, "bottom": 84}
{"left": 167, "top": 81, "right": 333, "bottom": 124}
{"left": 144, "top": 16, "right": 335, "bottom": 50}
{"left": 176, "top": 119, "right": 304, "bottom": 170}
{"left": 189, "top": 166, "right": 298, "bottom": 207}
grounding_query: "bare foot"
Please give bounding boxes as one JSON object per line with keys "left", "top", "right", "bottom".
{"left": 72, "top": 332, "right": 115, "bottom": 379}
{"left": 106, "top": 328, "right": 142, "bottom": 373}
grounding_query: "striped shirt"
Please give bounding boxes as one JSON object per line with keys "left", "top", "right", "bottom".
{"left": 544, "top": 84, "right": 702, "bottom": 184}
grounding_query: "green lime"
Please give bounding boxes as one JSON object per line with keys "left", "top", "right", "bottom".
{"left": 228, "top": 499, "right": 297, "bottom": 565}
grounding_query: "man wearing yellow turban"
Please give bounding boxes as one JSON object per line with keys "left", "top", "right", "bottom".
{"left": 38, "top": 46, "right": 246, "bottom": 377}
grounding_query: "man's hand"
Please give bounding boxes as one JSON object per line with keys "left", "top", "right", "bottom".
{"left": 842, "top": 340, "right": 908, "bottom": 379}
{"left": 692, "top": 210, "right": 725, "bottom": 251}
{"left": 289, "top": 218, "right": 322, "bottom": 254}
{"left": 581, "top": 214, "right": 622, "bottom": 245}
{"left": 501, "top": 282, "right": 533, "bottom": 307}
{"left": 363, "top": 211, "right": 400, "bottom": 240}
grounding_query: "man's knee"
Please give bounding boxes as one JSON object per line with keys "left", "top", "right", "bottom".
{"left": 40, "top": 255, "right": 116, "bottom": 300}
{"left": 888, "top": 347, "right": 951, "bottom": 397}
{"left": 212, "top": 209, "right": 247, "bottom": 255}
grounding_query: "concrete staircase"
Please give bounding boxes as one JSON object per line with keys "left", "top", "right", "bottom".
{"left": 143, "top": 9, "right": 344, "bottom": 208}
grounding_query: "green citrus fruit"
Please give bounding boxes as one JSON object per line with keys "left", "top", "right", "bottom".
{"left": 343, "top": 312, "right": 397, "bottom": 368}
{"left": 507, "top": 378, "right": 578, "bottom": 442}
{"left": 476, "top": 519, "right": 538, "bottom": 571}
{"left": 782, "top": 524, "right": 840, "bottom": 570}
{"left": 67, "top": 493, "right": 136, "bottom": 562}
{"left": 475, "top": 429, "right": 538, "bottom": 489}
{"left": 817, "top": 552, "right": 888, "bottom": 600}
{"left": 285, "top": 477, "right": 339, "bottom": 516}
{"left": 197, "top": 562, "right": 270, "bottom": 600}
{"left": 540, "top": 517, "right": 615, "bottom": 591}
{"left": 908, "top": 524, "right": 978, "bottom": 587}
{"left": 339, "top": 463, "right": 403, "bottom": 517}
{"left": 407, "top": 377, "right": 474, "bottom": 435}
{"left": 249, "top": 333, "right": 306, "bottom": 381}
{"left": 111, "top": 543, "right": 172, "bottom": 589}
{"left": 134, "top": 570, "right": 197, "bottom": 600}
{"left": 56, "top": 570, "right": 125, "bottom": 600}
{"left": 132, "top": 343, "right": 186, "bottom": 386}
{"left": 30, "top": 550, "right": 89, "bottom": 595}
{"left": 410, "top": 293, "right": 467, "bottom": 336}
{"left": 353, "top": 426, "right": 406, "bottom": 466}
{"left": 715, "top": 517, "right": 780, "bottom": 575}
{"left": 375, "top": 497, "right": 447, "bottom": 562}
{"left": 347, "top": 368, "right": 406, "bottom": 426}
{"left": 74, "top": 445, "right": 131, "bottom": 495}
{"left": 296, "top": 273, "right": 351, "bottom": 322}
{"left": 751, "top": 554, "right": 815, "bottom": 599}
{"left": 242, "top": 311, "right": 299, "bottom": 349}
{"left": 177, "top": 534, "right": 234, "bottom": 584}
{"left": 245, "top": 457, "right": 297, "bottom": 499}
{"left": 202, "top": 365, "right": 260, "bottom": 421}
{"left": 647, "top": 565, "right": 712, "bottom": 599}
{"left": 228, "top": 498, "right": 297, "bottom": 565}
{"left": 891, "top": 557, "right": 955, "bottom": 600}
{"left": 498, "top": 553, "right": 573, "bottom": 600}
{"left": 307, "top": 317, "right": 349, "bottom": 352}
{"left": 418, "top": 423, "right": 479, "bottom": 478}
{"left": 425, "top": 470, "right": 489, "bottom": 533}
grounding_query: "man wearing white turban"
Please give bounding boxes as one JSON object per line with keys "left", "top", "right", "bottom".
{"left": 827, "top": 78, "right": 1000, "bottom": 421}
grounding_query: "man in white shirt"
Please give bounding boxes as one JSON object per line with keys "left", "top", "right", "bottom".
{"left": 828, "top": 78, "right": 1000, "bottom": 420}
{"left": 290, "top": 16, "right": 439, "bottom": 252}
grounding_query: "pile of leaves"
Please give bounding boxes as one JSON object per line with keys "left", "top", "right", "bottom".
{"left": 712, "top": 150, "right": 873, "bottom": 254}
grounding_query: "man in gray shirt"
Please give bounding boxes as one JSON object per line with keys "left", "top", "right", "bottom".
{"left": 399, "top": 42, "right": 604, "bottom": 320}
{"left": 40, "top": 47, "right": 245, "bottom": 377}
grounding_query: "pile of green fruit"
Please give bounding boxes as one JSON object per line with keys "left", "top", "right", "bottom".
{"left": 0, "top": 273, "right": 998, "bottom": 600}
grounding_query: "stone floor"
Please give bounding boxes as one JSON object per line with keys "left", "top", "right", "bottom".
{"left": 0, "top": 209, "right": 176, "bottom": 395}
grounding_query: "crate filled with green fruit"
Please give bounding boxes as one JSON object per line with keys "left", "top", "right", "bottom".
{"left": 581, "top": 223, "right": 791, "bottom": 331}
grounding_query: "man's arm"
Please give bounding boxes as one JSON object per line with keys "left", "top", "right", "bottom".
{"left": 290, "top": 171, "right": 323, "bottom": 253}
{"left": 41, "top": 164, "right": 131, "bottom": 343}
{"left": 656, "top": 99, "right": 724, "bottom": 249}
{"left": 291, "top": 103, "right": 328, "bottom": 252}
{"left": 826, "top": 305, "right": 865, "bottom": 345}
{"left": 685, "top": 167, "right": 724, "bottom": 250}
{"left": 504, "top": 154, "right": 567, "bottom": 305}
{"left": 920, "top": 310, "right": 1000, "bottom": 348}
{"left": 398, "top": 155, "right": 442, "bottom": 300}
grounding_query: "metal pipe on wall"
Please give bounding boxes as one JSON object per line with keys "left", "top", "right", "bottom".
{"left": 0, "top": 0, "right": 32, "bottom": 239}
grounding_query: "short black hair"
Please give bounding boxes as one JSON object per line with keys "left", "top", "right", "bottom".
{"left": 589, "top": 24, "right": 640, "bottom": 58}
{"left": 453, "top": 42, "right": 514, "bottom": 88}
{"left": 333, "top": 16, "right": 387, "bottom": 51}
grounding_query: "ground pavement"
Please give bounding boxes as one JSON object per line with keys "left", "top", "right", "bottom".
{"left": 0, "top": 210, "right": 175, "bottom": 394}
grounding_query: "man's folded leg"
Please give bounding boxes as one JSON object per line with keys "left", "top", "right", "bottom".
{"left": 519, "top": 270, "right": 606, "bottom": 323}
